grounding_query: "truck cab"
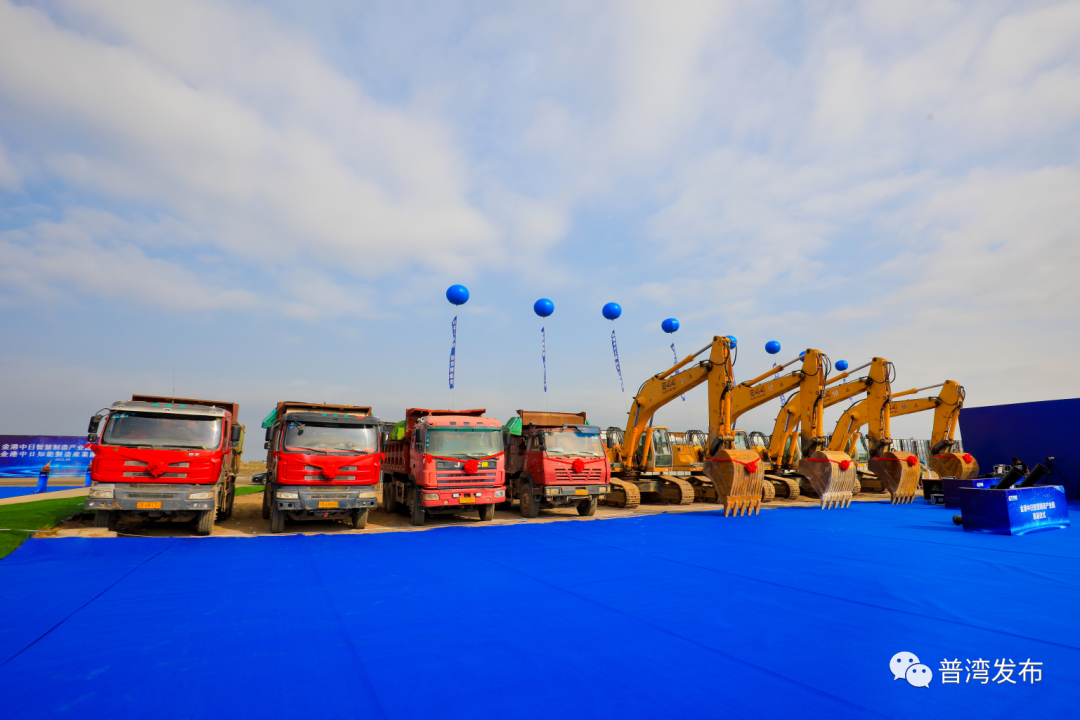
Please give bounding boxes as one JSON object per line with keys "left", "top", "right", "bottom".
{"left": 84, "top": 395, "right": 244, "bottom": 536}
{"left": 382, "top": 408, "right": 507, "bottom": 526}
{"left": 503, "top": 410, "right": 610, "bottom": 518}
{"left": 258, "top": 402, "right": 382, "bottom": 533}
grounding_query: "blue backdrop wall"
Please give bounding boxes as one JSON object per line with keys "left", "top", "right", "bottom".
{"left": 960, "top": 398, "right": 1080, "bottom": 499}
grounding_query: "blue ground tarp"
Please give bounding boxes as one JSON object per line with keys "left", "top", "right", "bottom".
{"left": 0, "top": 502, "right": 1077, "bottom": 719}
{"left": 0, "top": 486, "right": 74, "bottom": 499}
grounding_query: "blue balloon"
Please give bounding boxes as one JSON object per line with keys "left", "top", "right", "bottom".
{"left": 765, "top": 340, "right": 781, "bottom": 355}
{"left": 799, "top": 350, "right": 806, "bottom": 359}
{"left": 726, "top": 335, "right": 738, "bottom": 347}
{"left": 446, "top": 284, "right": 469, "bottom": 306}
{"left": 835, "top": 359, "right": 849, "bottom": 371}
{"left": 661, "top": 318, "right": 679, "bottom": 334}
{"left": 534, "top": 298, "right": 554, "bottom": 318}
{"left": 602, "top": 302, "right": 622, "bottom": 321}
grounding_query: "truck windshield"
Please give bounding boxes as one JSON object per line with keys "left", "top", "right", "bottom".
{"left": 427, "top": 429, "right": 503, "bottom": 458}
{"left": 102, "top": 412, "right": 223, "bottom": 450}
{"left": 284, "top": 423, "right": 378, "bottom": 454}
{"left": 542, "top": 430, "right": 604, "bottom": 457}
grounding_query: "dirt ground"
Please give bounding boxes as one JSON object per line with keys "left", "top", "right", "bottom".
{"left": 41, "top": 460, "right": 897, "bottom": 539}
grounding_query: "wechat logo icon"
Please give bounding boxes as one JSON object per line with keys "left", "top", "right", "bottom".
{"left": 891, "top": 651, "right": 933, "bottom": 688}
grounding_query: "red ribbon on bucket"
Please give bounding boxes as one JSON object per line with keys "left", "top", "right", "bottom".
{"left": 709, "top": 457, "right": 760, "bottom": 474}
{"left": 803, "top": 457, "right": 852, "bottom": 471}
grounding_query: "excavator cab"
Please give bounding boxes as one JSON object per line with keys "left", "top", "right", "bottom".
{"left": 733, "top": 431, "right": 751, "bottom": 450}
{"left": 638, "top": 427, "right": 674, "bottom": 471}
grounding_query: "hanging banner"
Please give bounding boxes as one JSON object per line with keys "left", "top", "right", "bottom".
{"left": 542, "top": 325, "right": 547, "bottom": 393}
{"left": 611, "top": 329, "right": 624, "bottom": 392}
{"left": 448, "top": 315, "right": 457, "bottom": 390}
{"left": 773, "top": 362, "right": 786, "bottom": 406}
{"left": 1, "top": 436, "right": 92, "bottom": 477}
{"left": 671, "top": 343, "right": 686, "bottom": 401}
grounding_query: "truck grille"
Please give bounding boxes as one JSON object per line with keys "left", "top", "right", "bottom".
{"left": 123, "top": 472, "right": 188, "bottom": 478}
{"left": 124, "top": 492, "right": 181, "bottom": 499}
{"left": 305, "top": 493, "right": 350, "bottom": 499}
{"left": 123, "top": 461, "right": 190, "bottom": 468}
{"left": 554, "top": 468, "right": 603, "bottom": 482}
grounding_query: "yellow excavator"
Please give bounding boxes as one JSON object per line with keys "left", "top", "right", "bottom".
{"left": 719, "top": 348, "right": 857, "bottom": 508}
{"left": 757, "top": 358, "right": 892, "bottom": 500}
{"left": 887, "top": 380, "right": 977, "bottom": 478}
{"left": 604, "top": 336, "right": 764, "bottom": 516}
{"left": 823, "top": 373, "right": 954, "bottom": 504}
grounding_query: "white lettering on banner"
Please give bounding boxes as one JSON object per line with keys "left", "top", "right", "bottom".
{"left": 0, "top": 451, "right": 7, "bottom": 457}
{"left": 1, "top": 444, "right": 8, "bottom": 450}
{"left": 1034, "top": 512, "right": 1046, "bottom": 520}
{"left": 1019, "top": 502, "right": 1055, "bottom": 512}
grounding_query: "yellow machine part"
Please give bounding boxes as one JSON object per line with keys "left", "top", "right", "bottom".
{"left": 868, "top": 452, "right": 921, "bottom": 504}
{"left": 930, "top": 453, "right": 979, "bottom": 479}
{"left": 797, "top": 450, "right": 857, "bottom": 508}
{"left": 703, "top": 448, "right": 764, "bottom": 516}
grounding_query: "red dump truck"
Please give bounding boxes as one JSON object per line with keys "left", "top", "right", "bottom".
{"left": 84, "top": 394, "right": 245, "bottom": 535}
{"left": 257, "top": 401, "right": 382, "bottom": 533}
{"left": 504, "top": 410, "right": 610, "bottom": 518}
{"left": 382, "top": 408, "right": 506, "bottom": 526}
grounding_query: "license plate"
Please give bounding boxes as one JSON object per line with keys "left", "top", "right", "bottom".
{"left": 574, "top": 489, "right": 588, "bottom": 495}
{"left": 136, "top": 501, "right": 161, "bottom": 509}
{"left": 459, "top": 496, "right": 476, "bottom": 503}
{"left": 318, "top": 501, "right": 338, "bottom": 508}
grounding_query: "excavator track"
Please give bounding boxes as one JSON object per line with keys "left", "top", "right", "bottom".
{"left": 687, "top": 475, "right": 719, "bottom": 503}
{"left": 604, "top": 478, "right": 641, "bottom": 509}
{"left": 763, "top": 473, "right": 801, "bottom": 501}
{"left": 656, "top": 475, "right": 696, "bottom": 505}
{"left": 760, "top": 478, "right": 776, "bottom": 502}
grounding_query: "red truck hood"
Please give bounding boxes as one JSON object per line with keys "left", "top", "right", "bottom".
{"left": 89, "top": 443, "right": 224, "bottom": 485}
{"left": 275, "top": 451, "right": 383, "bottom": 486}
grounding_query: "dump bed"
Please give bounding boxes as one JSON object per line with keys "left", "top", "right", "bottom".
{"left": 518, "top": 410, "right": 587, "bottom": 429}
{"left": 131, "top": 394, "right": 239, "bottom": 420}
{"left": 276, "top": 401, "right": 372, "bottom": 418}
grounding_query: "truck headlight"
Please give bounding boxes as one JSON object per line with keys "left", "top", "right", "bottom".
{"left": 547, "top": 487, "right": 560, "bottom": 495}
{"left": 423, "top": 493, "right": 439, "bottom": 500}
{"left": 88, "top": 487, "right": 114, "bottom": 498}
{"left": 277, "top": 490, "right": 299, "bottom": 499}
{"left": 494, "top": 490, "right": 505, "bottom": 498}
{"left": 358, "top": 491, "right": 378, "bottom": 499}
{"left": 188, "top": 491, "right": 213, "bottom": 500}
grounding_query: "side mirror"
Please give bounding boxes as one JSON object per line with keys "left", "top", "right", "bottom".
{"left": 265, "top": 427, "right": 272, "bottom": 442}
{"left": 252, "top": 472, "right": 267, "bottom": 485}
{"left": 231, "top": 424, "right": 243, "bottom": 443}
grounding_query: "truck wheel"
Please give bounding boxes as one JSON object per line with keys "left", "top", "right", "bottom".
{"left": 477, "top": 503, "right": 495, "bottom": 522}
{"left": 262, "top": 485, "right": 271, "bottom": 519}
{"left": 519, "top": 488, "right": 540, "bottom": 518}
{"left": 270, "top": 503, "right": 287, "bottom": 533}
{"left": 352, "top": 508, "right": 369, "bottom": 530}
{"left": 577, "top": 495, "right": 598, "bottom": 517}
{"left": 383, "top": 477, "right": 401, "bottom": 513}
{"left": 194, "top": 509, "right": 215, "bottom": 536}
{"left": 409, "top": 488, "right": 426, "bottom": 527}
{"left": 94, "top": 510, "right": 118, "bottom": 531}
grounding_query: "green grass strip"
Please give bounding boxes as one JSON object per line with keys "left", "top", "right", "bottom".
{"left": 0, "top": 496, "right": 90, "bottom": 560}
{"left": 236, "top": 486, "right": 263, "bottom": 496}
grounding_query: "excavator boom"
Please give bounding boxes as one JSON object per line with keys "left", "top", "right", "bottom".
{"left": 888, "top": 380, "right": 976, "bottom": 478}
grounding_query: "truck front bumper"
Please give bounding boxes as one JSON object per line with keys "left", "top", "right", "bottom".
{"left": 543, "top": 485, "right": 609, "bottom": 497}
{"left": 420, "top": 488, "right": 505, "bottom": 508}
{"left": 275, "top": 486, "right": 378, "bottom": 513}
{"left": 85, "top": 483, "right": 216, "bottom": 513}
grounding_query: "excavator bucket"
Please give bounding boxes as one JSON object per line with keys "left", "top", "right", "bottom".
{"left": 929, "top": 452, "right": 980, "bottom": 480}
{"left": 703, "top": 449, "right": 764, "bottom": 517}
{"left": 868, "top": 451, "right": 921, "bottom": 504}
{"left": 797, "top": 450, "right": 857, "bottom": 509}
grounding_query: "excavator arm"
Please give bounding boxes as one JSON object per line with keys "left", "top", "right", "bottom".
{"left": 617, "top": 336, "right": 734, "bottom": 468}
{"left": 888, "top": 380, "right": 976, "bottom": 478}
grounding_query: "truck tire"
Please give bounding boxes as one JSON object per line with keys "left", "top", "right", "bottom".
{"left": 270, "top": 503, "right": 287, "bottom": 533}
{"left": 577, "top": 495, "right": 598, "bottom": 517}
{"left": 94, "top": 510, "right": 118, "bottom": 531}
{"left": 383, "top": 476, "right": 402, "bottom": 513}
{"left": 409, "top": 487, "right": 426, "bottom": 527}
{"left": 352, "top": 508, "right": 369, "bottom": 530}
{"left": 262, "top": 485, "right": 271, "bottom": 519}
{"left": 194, "top": 509, "right": 215, "bottom": 536}
{"left": 477, "top": 503, "right": 495, "bottom": 522}
{"left": 519, "top": 487, "right": 540, "bottom": 518}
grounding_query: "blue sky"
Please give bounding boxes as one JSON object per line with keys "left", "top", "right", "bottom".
{"left": 2, "top": 0, "right": 1079, "bottom": 456}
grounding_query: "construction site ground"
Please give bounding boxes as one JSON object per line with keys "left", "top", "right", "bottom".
{"left": 32, "top": 462, "right": 898, "bottom": 540}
